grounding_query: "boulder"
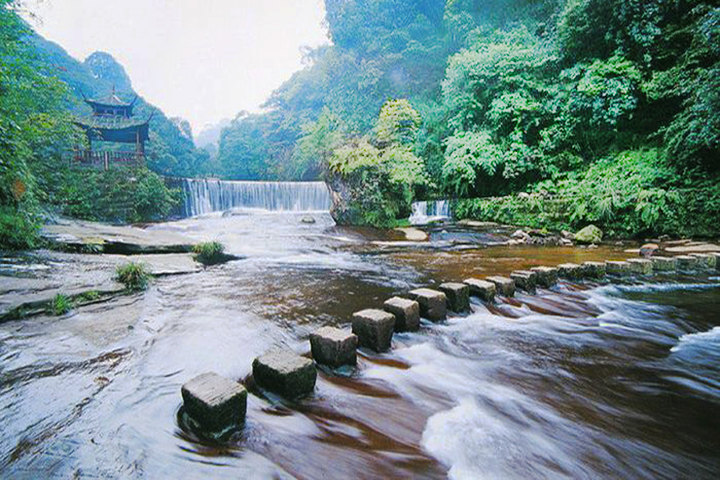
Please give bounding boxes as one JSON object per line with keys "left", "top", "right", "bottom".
{"left": 300, "top": 216, "right": 316, "bottom": 224}
{"left": 712, "top": 253, "right": 720, "bottom": 271}
{"left": 574, "top": 225, "right": 603, "bottom": 244}
{"left": 675, "top": 255, "right": 700, "bottom": 270}
{"left": 557, "top": 263, "right": 583, "bottom": 279}
{"left": 252, "top": 350, "right": 317, "bottom": 398}
{"left": 626, "top": 258, "right": 653, "bottom": 275}
{"left": 352, "top": 309, "right": 396, "bottom": 352}
{"left": 383, "top": 297, "right": 421, "bottom": 332}
{"left": 639, "top": 243, "right": 659, "bottom": 258}
{"left": 650, "top": 256, "right": 677, "bottom": 271}
{"left": 181, "top": 372, "right": 247, "bottom": 430}
{"left": 512, "top": 230, "right": 530, "bottom": 242}
{"left": 510, "top": 270, "right": 537, "bottom": 293}
{"left": 408, "top": 288, "right": 448, "bottom": 321}
{"left": 530, "top": 266, "right": 558, "bottom": 287}
{"left": 606, "top": 261, "right": 632, "bottom": 276}
{"left": 310, "top": 327, "right": 358, "bottom": 367}
{"left": 464, "top": 278, "right": 496, "bottom": 302}
{"left": 581, "top": 261, "right": 606, "bottom": 278}
{"left": 395, "top": 227, "right": 429, "bottom": 242}
{"left": 485, "top": 276, "right": 515, "bottom": 297}
{"left": 561, "top": 230, "right": 575, "bottom": 240}
{"left": 560, "top": 238, "right": 574, "bottom": 246}
{"left": 438, "top": 282, "right": 470, "bottom": 312}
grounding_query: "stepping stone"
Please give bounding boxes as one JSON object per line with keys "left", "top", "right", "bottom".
{"left": 711, "top": 253, "right": 720, "bottom": 271}
{"left": 181, "top": 372, "right": 247, "bottom": 430}
{"left": 626, "top": 258, "right": 653, "bottom": 275}
{"left": 486, "top": 276, "right": 515, "bottom": 297}
{"left": 606, "top": 261, "right": 632, "bottom": 276}
{"left": 510, "top": 270, "right": 537, "bottom": 293}
{"left": 675, "top": 255, "right": 699, "bottom": 271}
{"left": 383, "top": 297, "right": 420, "bottom": 332}
{"left": 530, "top": 266, "right": 558, "bottom": 287}
{"left": 464, "top": 278, "right": 496, "bottom": 302}
{"left": 581, "top": 261, "right": 606, "bottom": 278}
{"left": 558, "top": 263, "right": 583, "bottom": 279}
{"left": 651, "top": 256, "right": 677, "bottom": 271}
{"left": 408, "top": 288, "right": 447, "bottom": 321}
{"left": 691, "top": 253, "right": 717, "bottom": 269}
{"left": 352, "top": 309, "right": 395, "bottom": 352}
{"left": 438, "top": 282, "right": 470, "bottom": 312}
{"left": 252, "top": 350, "right": 317, "bottom": 398}
{"left": 309, "top": 326, "right": 358, "bottom": 367}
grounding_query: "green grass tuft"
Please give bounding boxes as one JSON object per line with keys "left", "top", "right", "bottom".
{"left": 192, "top": 241, "right": 226, "bottom": 266}
{"left": 115, "top": 262, "right": 151, "bottom": 291}
{"left": 51, "top": 294, "right": 72, "bottom": 316}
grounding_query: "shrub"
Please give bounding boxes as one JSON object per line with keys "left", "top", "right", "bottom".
{"left": 51, "top": 293, "right": 72, "bottom": 315}
{"left": 115, "top": 262, "right": 150, "bottom": 291}
{"left": 192, "top": 241, "right": 226, "bottom": 266}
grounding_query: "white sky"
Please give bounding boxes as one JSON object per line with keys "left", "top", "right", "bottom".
{"left": 25, "top": 0, "right": 329, "bottom": 134}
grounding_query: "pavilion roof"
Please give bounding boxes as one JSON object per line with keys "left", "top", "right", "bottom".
{"left": 74, "top": 114, "right": 149, "bottom": 130}
{"left": 84, "top": 92, "right": 137, "bottom": 108}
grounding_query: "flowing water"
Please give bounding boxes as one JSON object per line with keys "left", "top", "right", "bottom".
{"left": 1, "top": 184, "right": 719, "bottom": 479}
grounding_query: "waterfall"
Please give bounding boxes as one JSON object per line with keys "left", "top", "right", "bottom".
{"left": 409, "top": 200, "right": 450, "bottom": 224}
{"left": 181, "top": 179, "right": 332, "bottom": 217}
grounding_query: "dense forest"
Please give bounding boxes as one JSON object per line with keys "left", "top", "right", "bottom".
{"left": 218, "top": 0, "right": 720, "bottom": 235}
{"left": 2, "top": 0, "right": 719, "bottom": 248}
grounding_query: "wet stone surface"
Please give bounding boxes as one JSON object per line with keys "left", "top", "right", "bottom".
{"left": 531, "top": 266, "right": 558, "bottom": 287}
{"left": 510, "top": 271, "right": 537, "bottom": 293}
{"left": 606, "top": 261, "right": 632, "bottom": 276}
{"left": 181, "top": 372, "right": 248, "bottom": 431}
{"left": 407, "top": 288, "right": 447, "bottom": 321}
{"left": 309, "top": 326, "right": 358, "bottom": 368}
{"left": 486, "top": 276, "right": 515, "bottom": 297}
{"left": 352, "top": 308, "right": 396, "bottom": 352}
{"left": 464, "top": 278, "right": 496, "bottom": 302}
{"left": 438, "top": 282, "right": 470, "bottom": 312}
{"left": 383, "top": 297, "right": 420, "bottom": 332}
{"left": 252, "top": 350, "right": 317, "bottom": 398}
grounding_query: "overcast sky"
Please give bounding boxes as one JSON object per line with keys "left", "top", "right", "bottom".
{"left": 25, "top": 0, "right": 329, "bottom": 134}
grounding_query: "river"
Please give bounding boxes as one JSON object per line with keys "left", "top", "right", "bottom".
{"left": 1, "top": 182, "right": 719, "bottom": 479}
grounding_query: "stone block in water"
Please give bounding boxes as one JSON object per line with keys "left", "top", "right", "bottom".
{"left": 530, "top": 266, "right": 558, "bottom": 287}
{"left": 691, "top": 253, "right": 717, "bottom": 269}
{"left": 252, "top": 350, "right": 317, "bottom": 398}
{"left": 439, "top": 282, "right": 470, "bottom": 312}
{"left": 510, "top": 270, "right": 537, "bottom": 293}
{"left": 383, "top": 297, "right": 420, "bottom": 332}
{"left": 651, "top": 256, "right": 677, "bottom": 271}
{"left": 605, "top": 261, "right": 632, "bottom": 276}
{"left": 626, "top": 258, "right": 653, "bottom": 275}
{"left": 408, "top": 288, "right": 448, "bottom": 321}
{"left": 181, "top": 372, "right": 247, "bottom": 430}
{"left": 581, "top": 261, "right": 606, "bottom": 278}
{"left": 558, "top": 263, "right": 583, "bottom": 279}
{"left": 675, "top": 255, "right": 699, "bottom": 271}
{"left": 310, "top": 327, "right": 358, "bottom": 367}
{"left": 464, "top": 278, "right": 496, "bottom": 302}
{"left": 352, "top": 309, "right": 396, "bottom": 352}
{"left": 711, "top": 253, "right": 720, "bottom": 271}
{"left": 486, "top": 276, "right": 515, "bottom": 297}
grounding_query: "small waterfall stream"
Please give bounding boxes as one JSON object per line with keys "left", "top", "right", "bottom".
{"left": 409, "top": 200, "right": 451, "bottom": 224}
{"left": 181, "top": 179, "right": 331, "bottom": 216}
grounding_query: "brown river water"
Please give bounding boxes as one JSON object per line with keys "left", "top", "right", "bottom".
{"left": 1, "top": 211, "right": 719, "bottom": 479}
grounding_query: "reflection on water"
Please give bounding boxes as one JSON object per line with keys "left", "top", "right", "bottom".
{"left": 1, "top": 212, "right": 719, "bottom": 478}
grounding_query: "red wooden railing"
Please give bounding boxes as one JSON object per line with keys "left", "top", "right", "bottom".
{"left": 73, "top": 150, "right": 145, "bottom": 169}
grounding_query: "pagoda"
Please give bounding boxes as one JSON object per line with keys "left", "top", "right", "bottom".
{"left": 74, "top": 88, "right": 153, "bottom": 169}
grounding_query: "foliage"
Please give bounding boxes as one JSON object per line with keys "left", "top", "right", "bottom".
{"left": 51, "top": 294, "right": 72, "bottom": 316}
{"left": 57, "top": 166, "right": 180, "bottom": 223}
{"left": 292, "top": 108, "right": 346, "bottom": 180}
{"left": 375, "top": 99, "right": 421, "bottom": 146}
{"left": 192, "top": 241, "right": 226, "bottom": 266}
{"left": 115, "top": 262, "right": 151, "bottom": 291}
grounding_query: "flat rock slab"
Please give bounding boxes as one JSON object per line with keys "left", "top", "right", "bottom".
{"left": 394, "top": 227, "right": 429, "bottom": 242}
{"left": 352, "top": 309, "right": 396, "bottom": 352}
{"left": 439, "top": 282, "right": 470, "bottom": 312}
{"left": 651, "top": 256, "right": 677, "bottom": 271}
{"left": 691, "top": 253, "right": 717, "bottom": 269}
{"left": 486, "top": 276, "right": 515, "bottom": 297}
{"left": 181, "top": 372, "right": 247, "bottom": 430}
{"left": 665, "top": 243, "right": 720, "bottom": 254}
{"left": 252, "top": 350, "right": 317, "bottom": 398}
{"left": 581, "top": 262, "right": 606, "bottom": 278}
{"left": 383, "top": 297, "right": 420, "bottom": 332}
{"left": 310, "top": 327, "right": 358, "bottom": 367}
{"left": 675, "top": 255, "right": 700, "bottom": 270}
{"left": 464, "top": 278, "right": 496, "bottom": 302}
{"left": 408, "top": 288, "right": 447, "bottom": 321}
{"left": 530, "top": 267, "right": 558, "bottom": 287}
{"left": 626, "top": 258, "right": 653, "bottom": 275}
{"left": 606, "top": 261, "right": 632, "bottom": 276}
{"left": 510, "top": 271, "right": 537, "bottom": 292}
{"left": 558, "top": 263, "right": 583, "bottom": 279}
{"left": 43, "top": 219, "right": 195, "bottom": 254}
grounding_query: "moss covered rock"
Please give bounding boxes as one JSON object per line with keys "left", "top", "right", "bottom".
{"left": 574, "top": 224, "right": 603, "bottom": 244}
